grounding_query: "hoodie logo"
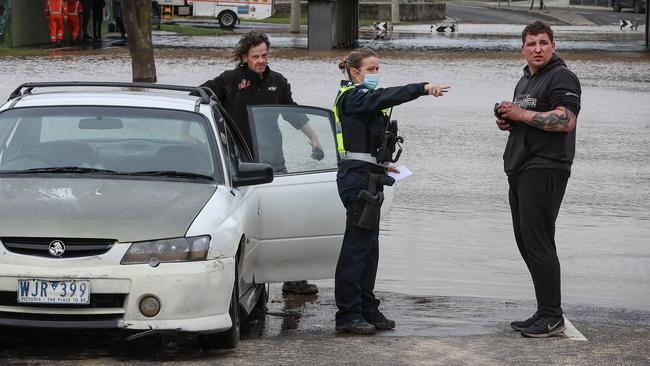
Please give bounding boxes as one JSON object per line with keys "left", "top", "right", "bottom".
{"left": 268, "top": 86, "right": 277, "bottom": 91}
{"left": 514, "top": 95, "right": 537, "bottom": 109}
{"left": 238, "top": 79, "right": 250, "bottom": 90}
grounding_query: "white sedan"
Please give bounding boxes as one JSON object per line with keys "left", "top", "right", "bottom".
{"left": 0, "top": 82, "right": 379, "bottom": 348}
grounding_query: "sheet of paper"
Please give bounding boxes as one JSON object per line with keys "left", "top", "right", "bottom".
{"left": 387, "top": 165, "right": 413, "bottom": 182}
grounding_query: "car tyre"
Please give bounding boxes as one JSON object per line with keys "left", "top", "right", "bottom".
{"left": 633, "top": 0, "right": 643, "bottom": 13}
{"left": 217, "top": 265, "right": 240, "bottom": 349}
{"left": 219, "top": 11, "right": 237, "bottom": 29}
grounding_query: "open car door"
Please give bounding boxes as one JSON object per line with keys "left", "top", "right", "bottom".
{"left": 246, "top": 105, "right": 346, "bottom": 283}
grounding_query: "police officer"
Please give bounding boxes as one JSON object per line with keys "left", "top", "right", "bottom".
{"left": 334, "top": 48, "right": 450, "bottom": 335}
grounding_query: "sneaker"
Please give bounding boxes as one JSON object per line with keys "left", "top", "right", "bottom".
{"left": 364, "top": 312, "right": 395, "bottom": 330}
{"left": 282, "top": 280, "right": 318, "bottom": 295}
{"left": 521, "top": 316, "right": 566, "bottom": 338}
{"left": 510, "top": 313, "right": 540, "bottom": 331}
{"left": 335, "top": 318, "right": 376, "bottom": 335}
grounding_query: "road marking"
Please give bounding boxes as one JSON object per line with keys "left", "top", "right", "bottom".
{"left": 563, "top": 315, "right": 588, "bottom": 341}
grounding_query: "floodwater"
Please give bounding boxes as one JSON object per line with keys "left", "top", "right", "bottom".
{"left": 1, "top": 26, "right": 649, "bottom": 313}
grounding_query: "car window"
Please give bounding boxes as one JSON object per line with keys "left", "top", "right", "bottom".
{"left": 0, "top": 106, "right": 223, "bottom": 182}
{"left": 223, "top": 125, "right": 240, "bottom": 180}
{"left": 247, "top": 105, "right": 337, "bottom": 175}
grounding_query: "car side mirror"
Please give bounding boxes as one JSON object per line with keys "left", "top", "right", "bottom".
{"left": 232, "top": 162, "right": 274, "bottom": 188}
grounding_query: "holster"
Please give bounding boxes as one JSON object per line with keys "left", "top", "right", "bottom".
{"left": 353, "top": 173, "right": 395, "bottom": 229}
{"left": 375, "top": 120, "right": 404, "bottom": 164}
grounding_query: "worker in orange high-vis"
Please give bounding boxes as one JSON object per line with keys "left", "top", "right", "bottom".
{"left": 67, "top": 0, "right": 84, "bottom": 44}
{"left": 44, "top": 0, "right": 68, "bottom": 47}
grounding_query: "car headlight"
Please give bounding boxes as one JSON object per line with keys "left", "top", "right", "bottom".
{"left": 121, "top": 236, "right": 210, "bottom": 265}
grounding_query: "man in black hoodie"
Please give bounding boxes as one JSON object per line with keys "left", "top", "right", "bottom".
{"left": 198, "top": 31, "right": 322, "bottom": 296}
{"left": 495, "top": 21, "right": 581, "bottom": 338}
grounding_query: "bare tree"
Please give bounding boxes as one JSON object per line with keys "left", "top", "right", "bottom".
{"left": 122, "top": 0, "right": 157, "bottom": 82}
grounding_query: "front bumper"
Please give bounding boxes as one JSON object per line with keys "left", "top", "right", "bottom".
{"left": 0, "top": 253, "right": 235, "bottom": 332}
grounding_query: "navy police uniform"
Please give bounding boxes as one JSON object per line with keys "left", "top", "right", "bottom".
{"left": 333, "top": 80, "right": 428, "bottom": 326}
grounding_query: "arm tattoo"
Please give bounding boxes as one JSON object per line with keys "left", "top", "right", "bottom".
{"left": 530, "top": 108, "right": 574, "bottom": 131}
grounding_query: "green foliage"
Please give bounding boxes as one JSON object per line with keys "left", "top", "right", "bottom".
{"left": 0, "top": 47, "right": 49, "bottom": 57}
{"left": 158, "top": 24, "right": 230, "bottom": 36}
{"left": 239, "top": 17, "right": 389, "bottom": 27}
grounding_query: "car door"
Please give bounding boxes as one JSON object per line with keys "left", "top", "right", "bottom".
{"left": 246, "top": 105, "right": 346, "bottom": 283}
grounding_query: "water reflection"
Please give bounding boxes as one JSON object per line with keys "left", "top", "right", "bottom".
{"left": 0, "top": 32, "right": 649, "bottom": 311}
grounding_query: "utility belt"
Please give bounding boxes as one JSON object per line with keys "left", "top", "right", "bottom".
{"left": 346, "top": 170, "right": 395, "bottom": 230}
{"left": 339, "top": 152, "right": 388, "bottom": 167}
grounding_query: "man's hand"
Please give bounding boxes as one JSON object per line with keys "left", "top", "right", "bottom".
{"left": 496, "top": 101, "right": 526, "bottom": 122}
{"left": 311, "top": 146, "right": 324, "bottom": 161}
{"left": 496, "top": 118, "right": 512, "bottom": 132}
{"left": 424, "top": 83, "right": 451, "bottom": 97}
{"left": 387, "top": 165, "right": 400, "bottom": 174}
{"left": 309, "top": 137, "right": 324, "bottom": 160}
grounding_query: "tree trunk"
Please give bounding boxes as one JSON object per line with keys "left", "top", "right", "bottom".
{"left": 391, "top": 0, "right": 400, "bottom": 24}
{"left": 290, "top": 0, "right": 300, "bottom": 34}
{"left": 122, "top": 0, "right": 157, "bottom": 82}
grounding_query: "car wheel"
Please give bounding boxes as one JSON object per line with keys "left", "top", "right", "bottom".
{"left": 633, "top": 0, "right": 643, "bottom": 13}
{"left": 612, "top": 2, "right": 622, "bottom": 11}
{"left": 219, "top": 11, "right": 237, "bottom": 29}
{"left": 216, "top": 264, "right": 240, "bottom": 349}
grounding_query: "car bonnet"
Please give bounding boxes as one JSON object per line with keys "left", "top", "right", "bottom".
{"left": 0, "top": 177, "right": 217, "bottom": 243}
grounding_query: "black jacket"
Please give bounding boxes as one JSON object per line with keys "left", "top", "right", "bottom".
{"left": 337, "top": 81, "right": 426, "bottom": 154}
{"left": 200, "top": 65, "right": 306, "bottom": 152}
{"left": 503, "top": 54, "right": 581, "bottom": 176}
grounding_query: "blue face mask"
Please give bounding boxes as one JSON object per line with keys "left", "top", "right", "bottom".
{"left": 362, "top": 73, "right": 380, "bottom": 90}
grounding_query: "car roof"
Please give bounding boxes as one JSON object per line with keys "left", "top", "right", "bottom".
{"left": 6, "top": 91, "right": 204, "bottom": 112}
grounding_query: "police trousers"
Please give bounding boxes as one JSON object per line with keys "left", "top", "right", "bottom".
{"left": 335, "top": 166, "right": 385, "bottom": 325}
{"left": 508, "top": 168, "right": 569, "bottom": 318}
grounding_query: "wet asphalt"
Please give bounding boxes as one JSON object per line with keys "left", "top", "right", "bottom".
{"left": 1, "top": 284, "right": 649, "bottom": 365}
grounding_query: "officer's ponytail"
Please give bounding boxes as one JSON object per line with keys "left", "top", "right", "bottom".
{"left": 339, "top": 48, "right": 378, "bottom": 80}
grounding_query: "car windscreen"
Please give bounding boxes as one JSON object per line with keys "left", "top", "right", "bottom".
{"left": 0, "top": 106, "right": 223, "bottom": 183}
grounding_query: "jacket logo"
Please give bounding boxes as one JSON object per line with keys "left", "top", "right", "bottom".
{"left": 238, "top": 79, "right": 250, "bottom": 90}
{"left": 268, "top": 86, "right": 277, "bottom": 91}
{"left": 514, "top": 95, "right": 537, "bottom": 109}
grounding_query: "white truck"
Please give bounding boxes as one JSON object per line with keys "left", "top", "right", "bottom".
{"left": 188, "top": 0, "right": 273, "bottom": 28}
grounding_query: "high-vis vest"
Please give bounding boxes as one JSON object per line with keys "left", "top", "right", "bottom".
{"left": 69, "top": 0, "right": 82, "bottom": 16}
{"left": 46, "top": 0, "right": 66, "bottom": 15}
{"left": 333, "top": 84, "right": 392, "bottom": 164}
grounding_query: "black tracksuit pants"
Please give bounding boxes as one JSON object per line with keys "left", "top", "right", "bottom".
{"left": 81, "top": 1, "right": 92, "bottom": 38}
{"left": 335, "top": 167, "right": 384, "bottom": 325}
{"left": 92, "top": 11, "right": 103, "bottom": 38}
{"left": 508, "top": 168, "right": 569, "bottom": 318}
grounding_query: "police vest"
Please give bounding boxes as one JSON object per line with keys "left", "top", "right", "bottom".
{"left": 333, "top": 85, "right": 392, "bottom": 164}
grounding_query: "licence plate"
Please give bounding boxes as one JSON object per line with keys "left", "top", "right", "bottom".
{"left": 18, "top": 279, "right": 90, "bottom": 305}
